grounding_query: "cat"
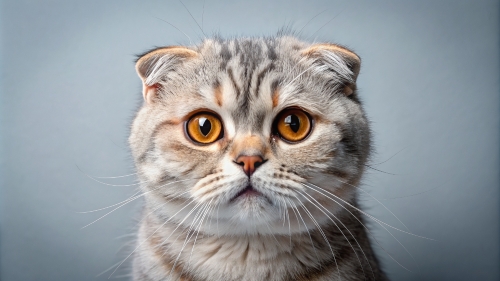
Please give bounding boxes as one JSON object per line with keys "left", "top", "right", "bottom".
{"left": 128, "top": 35, "right": 389, "bottom": 281}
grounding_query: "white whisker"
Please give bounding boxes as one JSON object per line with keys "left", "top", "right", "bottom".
{"left": 291, "top": 193, "right": 342, "bottom": 280}
{"left": 285, "top": 198, "right": 321, "bottom": 267}
{"left": 297, "top": 9, "right": 329, "bottom": 36}
{"left": 303, "top": 182, "right": 416, "bottom": 271}
{"left": 95, "top": 173, "right": 138, "bottom": 179}
{"left": 312, "top": 180, "right": 432, "bottom": 240}
{"left": 76, "top": 165, "right": 141, "bottom": 187}
{"left": 79, "top": 178, "right": 197, "bottom": 214}
{"left": 137, "top": 190, "right": 192, "bottom": 226}
{"left": 216, "top": 202, "right": 221, "bottom": 238}
{"left": 179, "top": 0, "right": 207, "bottom": 38}
{"left": 108, "top": 199, "right": 196, "bottom": 279}
{"left": 306, "top": 8, "right": 346, "bottom": 41}
{"left": 296, "top": 189, "right": 373, "bottom": 280}
{"left": 186, "top": 199, "right": 214, "bottom": 272}
{"left": 153, "top": 16, "right": 192, "bottom": 45}
{"left": 168, "top": 201, "right": 209, "bottom": 279}
{"left": 358, "top": 184, "right": 444, "bottom": 202}
{"left": 369, "top": 147, "right": 408, "bottom": 166}
{"left": 282, "top": 198, "right": 292, "bottom": 248}
{"left": 282, "top": 64, "right": 317, "bottom": 91}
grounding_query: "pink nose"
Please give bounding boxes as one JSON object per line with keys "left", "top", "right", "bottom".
{"left": 235, "top": 155, "right": 264, "bottom": 176}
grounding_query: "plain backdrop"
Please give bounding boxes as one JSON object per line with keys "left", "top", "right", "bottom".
{"left": 1, "top": 0, "right": 499, "bottom": 280}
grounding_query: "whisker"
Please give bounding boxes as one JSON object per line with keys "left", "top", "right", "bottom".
{"left": 96, "top": 260, "right": 123, "bottom": 278}
{"left": 186, "top": 199, "right": 214, "bottom": 272}
{"left": 285, "top": 198, "right": 321, "bottom": 268}
{"left": 358, "top": 185, "right": 443, "bottom": 201}
{"left": 76, "top": 165, "right": 141, "bottom": 187}
{"left": 154, "top": 16, "right": 192, "bottom": 45}
{"left": 168, "top": 201, "right": 209, "bottom": 279}
{"left": 216, "top": 201, "right": 221, "bottom": 238}
{"left": 282, "top": 64, "right": 317, "bottom": 91}
{"left": 264, "top": 220, "right": 283, "bottom": 248}
{"left": 279, "top": 198, "right": 287, "bottom": 227}
{"left": 364, "top": 165, "right": 396, "bottom": 175}
{"left": 179, "top": 0, "right": 207, "bottom": 38}
{"left": 300, "top": 183, "right": 397, "bottom": 255}
{"left": 302, "top": 182, "right": 418, "bottom": 271}
{"left": 291, "top": 193, "right": 341, "bottom": 280}
{"left": 145, "top": 201, "right": 204, "bottom": 280}
{"left": 79, "top": 186, "right": 190, "bottom": 214}
{"left": 159, "top": 201, "right": 205, "bottom": 250}
{"left": 286, "top": 198, "right": 301, "bottom": 233}
{"left": 95, "top": 173, "right": 137, "bottom": 179}
{"left": 201, "top": 0, "right": 206, "bottom": 31}
{"left": 305, "top": 182, "right": 432, "bottom": 239}
{"left": 82, "top": 199, "right": 139, "bottom": 230}
{"left": 282, "top": 198, "right": 292, "bottom": 248}
{"left": 136, "top": 190, "right": 192, "bottom": 226}
{"left": 108, "top": 199, "right": 196, "bottom": 279}
{"left": 79, "top": 178, "right": 197, "bottom": 219}
{"left": 206, "top": 200, "right": 218, "bottom": 236}
{"left": 109, "top": 273, "right": 133, "bottom": 279}
{"left": 77, "top": 178, "right": 199, "bottom": 214}
{"left": 307, "top": 8, "right": 347, "bottom": 41}
{"left": 297, "top": 9, "right": 329, "bottom": 36}
{"left": 369, "top": 147, "right": 408, "bottom": 166}
{"left": 332, "top": 177, "right": 410, "bottom": 232}
{"left": 296, "top": 189, "right": 373, "bottom": 280}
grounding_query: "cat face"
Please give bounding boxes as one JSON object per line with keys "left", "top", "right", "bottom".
{"left": 129, "top": 36, "right": 370, "bottom": 235}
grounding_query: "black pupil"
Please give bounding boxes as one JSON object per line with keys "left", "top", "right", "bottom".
{"left": 199, "top": 117, "right": 212, "bottom": 136}
{"left": 284, "top": 114, "right": 300, "bottom": 133}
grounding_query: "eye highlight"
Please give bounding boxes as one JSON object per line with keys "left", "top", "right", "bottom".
{"left": 186, "top": 112, "right": 223, "bottom": 144}
{"left": 274, "top": 108, "right": 312, "bottom": 142}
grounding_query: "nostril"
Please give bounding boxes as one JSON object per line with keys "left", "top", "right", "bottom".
{"left": 254, "top": 159, "right": 266, "bottom": 169}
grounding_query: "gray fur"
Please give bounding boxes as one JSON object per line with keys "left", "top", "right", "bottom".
{"left": 129, "top": 36, "right": 387, "bottom": 280}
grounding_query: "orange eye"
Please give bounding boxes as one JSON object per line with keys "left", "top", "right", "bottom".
{"left": 275, "top": 108, "right": 312, "bottom": 142}
{"left": 186, "top": 112, "right": 223, "bottom": 144}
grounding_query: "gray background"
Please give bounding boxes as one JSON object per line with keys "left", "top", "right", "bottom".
{"left": 1, "top": 0, "right": 498, "bottom": 280}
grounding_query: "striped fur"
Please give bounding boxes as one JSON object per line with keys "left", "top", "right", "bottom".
{"left": 129, "top": 36, "right": 388, "bottom": 280}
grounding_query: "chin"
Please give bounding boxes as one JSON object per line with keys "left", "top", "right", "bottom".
{"left": 205, "top": 197, "right": 280, "bottom": 235}
{"left": 235, "top": 191, "right": 275, "bottom": 214}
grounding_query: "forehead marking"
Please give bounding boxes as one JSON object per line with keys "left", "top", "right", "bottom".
{"left": 272, "top": 87, "right": 280, "bottom": 108}
{"left": 227, "top": 68, "right": 241, "bottom": 99}
{"left": 254, "top": 63, "right": 274, "bottom": 98}
{"left": 214, "top": 82, "right": 223, "bottom": 107}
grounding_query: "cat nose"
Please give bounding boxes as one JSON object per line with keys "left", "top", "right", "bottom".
{"left": 234, "top": 155, "right": 265, "bottom": 177}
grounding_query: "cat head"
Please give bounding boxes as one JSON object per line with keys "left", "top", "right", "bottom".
{"left": 129, "top": 36, "right": 370, "bottom": 235}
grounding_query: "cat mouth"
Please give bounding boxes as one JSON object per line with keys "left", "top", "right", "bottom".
{"left": 230, "top": 185, "right": 264, "bottom": 202}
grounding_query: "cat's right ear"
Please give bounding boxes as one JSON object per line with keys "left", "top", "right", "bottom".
{"left": 301, "top": 44, "right": 361, "bottom": 96}
{"left": 135, "top": 46, "right": 198, "bottom": 104}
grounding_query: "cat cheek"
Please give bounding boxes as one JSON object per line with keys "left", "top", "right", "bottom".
{"left": 138, "top": 162, "right": 164, "bottom": 184}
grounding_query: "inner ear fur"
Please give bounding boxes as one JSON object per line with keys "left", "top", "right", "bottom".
{"left": 135, "top": 46, "right": 198, "bottom": 103}
{"left": 301, "top": 44, "right": 361, "bottom": 96}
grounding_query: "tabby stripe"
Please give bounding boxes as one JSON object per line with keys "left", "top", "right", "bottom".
{"left": 254, "top": 63, "right": 275, "bottom": 98}
{"left": 227, "top": 68, "right": 241, "bottom": 99}
{"left": 137, "top": 119, "right": 180, "bottom": 163}
{"left": 148, "top": 229, "right": 201, "bottom": 281}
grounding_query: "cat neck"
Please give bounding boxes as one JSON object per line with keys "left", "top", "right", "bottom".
{"left": 134, "top": 203, "right": 385, "bottom": 281}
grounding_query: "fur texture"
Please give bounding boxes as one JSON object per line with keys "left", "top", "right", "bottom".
{"left": 129, "top": 36, "right": 388, "bottom": 281}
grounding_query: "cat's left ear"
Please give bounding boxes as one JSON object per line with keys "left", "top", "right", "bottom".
{"left": 301, "top": 44, "right": 360, "bottom": 96}
{"left": 135, "top": 46, "right": 198, "bottom": 104}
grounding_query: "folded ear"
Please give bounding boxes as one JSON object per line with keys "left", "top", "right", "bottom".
{"left": 301, "top": 44, "right": 361, "bottom": 96}
{"left": 135, "top": 46, "right": 198, "bottom": 103}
